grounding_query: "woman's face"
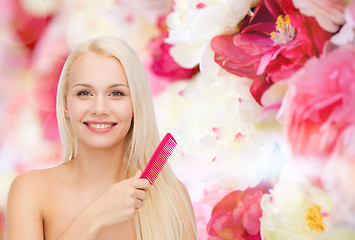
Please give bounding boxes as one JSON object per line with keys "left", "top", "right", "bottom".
{"left": 65, "top": 52, "right": 133, "bottom": 151}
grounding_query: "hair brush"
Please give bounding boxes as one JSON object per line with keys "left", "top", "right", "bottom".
{"left": 140, "top": 133, "right": 177, "bottom": 185}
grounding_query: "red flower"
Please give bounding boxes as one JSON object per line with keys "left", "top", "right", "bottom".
{"left": 284, "top": 45, "right": 355, "bottom": 158}
{"left": 4, "top": 0, "right": 52, "bottom": 51}
{"left": 149, "top": 15, "right": 199, "bottom": 81}
{"left": 211, "top": 0, "right": 332, "bottom": 105}
{"left": 206, "top": 184, "right": 270, "bottom": 240}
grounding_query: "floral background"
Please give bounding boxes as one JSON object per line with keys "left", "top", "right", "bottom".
{"left": 1, "top": 0, "right": 355, "bottom": 239}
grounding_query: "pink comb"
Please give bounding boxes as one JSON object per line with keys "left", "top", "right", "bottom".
{"left": 140, "top": 133, "right": 177, "bottom": 185}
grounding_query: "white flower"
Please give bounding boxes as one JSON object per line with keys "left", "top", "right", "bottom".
{"left": 19, "top": 0, "right": 61, "bottom": 17}
{"left": 261, "top": 162, "right": 333, "bottom": 240}
{"left": 166, "top": 0, "right": 254, "bottom": 68}
{"left": 154, "top": 44, "right": 285, "bottom": 201}
{"left": 292, "top": 0, "right": 346, "bottom": 33}
{"left": 320, "top": 156, "right": 355, "bottom": 227}
{"left": 64, "top": 1, "right": 155, "bottom": 49}
{"left": 331, "top": 1, "right": 355, "bottom": 45}
{"left": 313, "top": 226, "right": 355, "bottom": 240}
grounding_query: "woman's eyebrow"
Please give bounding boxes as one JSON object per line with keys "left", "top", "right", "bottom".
{"left": 73, "top": 83, "right": 129, "bottom": 88}
{"left": 109, "top": 84, "right": 129, "bottom": 88}
{"left": 73, "top": 83, "right": 92, "bottom": 88}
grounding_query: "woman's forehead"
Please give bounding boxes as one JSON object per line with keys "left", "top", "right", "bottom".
{"left": 68, "top": 53, "right": 128, "bottom": 87}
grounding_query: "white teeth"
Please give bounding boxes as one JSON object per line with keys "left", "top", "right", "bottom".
{"left": 88, "top": 123, "right": 113, "bottom": 129}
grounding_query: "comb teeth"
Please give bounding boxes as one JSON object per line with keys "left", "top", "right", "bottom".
{"left": 141, "top": 133, "right": 177, "bottom": 185}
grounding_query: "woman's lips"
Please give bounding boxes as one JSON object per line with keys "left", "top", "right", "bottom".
{"left": 83, "top": 122, "right": 118, "bottom": 133}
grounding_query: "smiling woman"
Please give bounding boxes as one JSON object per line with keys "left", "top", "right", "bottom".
{"left": 65, "top": 53, "right": 134, "bottom": 150}
{"left": 6, "top": 37, "right": 197, "bottom": 240}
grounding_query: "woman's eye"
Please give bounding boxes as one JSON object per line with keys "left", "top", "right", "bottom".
{"left": 110, "top": 91, "right": 124, "bottom": 96}
{"left": 77, "top": 91, "right": 91, "bottom": 96}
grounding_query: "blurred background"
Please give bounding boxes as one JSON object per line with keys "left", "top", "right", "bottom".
{"left": 1, "top": 0, "right": 355, "bottom": 239}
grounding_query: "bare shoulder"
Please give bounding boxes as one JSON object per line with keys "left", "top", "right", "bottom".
{"left": 7, "top": 165, "right": 65, "bottom": 215}
{"left": 11, "top": 168, "right": 48, "bottom": 186}
{"left": 6, "top": 165, "right": 64, "bottom": 240}
{"left": 9, "top": 170, "right": 43, "bottom": 205}
{"left": 8, "top": 164, "right": 67, "bottom": 209}
{"left": 9, "top": 166, "right": 62, "bottom": 196}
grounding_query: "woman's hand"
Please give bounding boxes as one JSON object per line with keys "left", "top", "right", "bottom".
{"left": 86, "top": 170, "right": 150, "bottom": 228}
{"left": 56, "top": 170, "right": 150, "bottom": 239}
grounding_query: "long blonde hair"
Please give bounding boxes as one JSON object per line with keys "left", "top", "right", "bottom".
{"left": 56, "top": 36, "right": 196, "bottom": 239}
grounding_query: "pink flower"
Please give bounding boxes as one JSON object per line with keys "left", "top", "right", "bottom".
{"left": 4, "top": 0, "right": 52, "bottom": 50}
{"left": 211, "top": 0, "right": 332, "bottom": 105}
{"left": 149, "top": 15, "right": 199, "bottom": 81}
{"left": 282, "top": 45, "right": 355, "bottom": 158}
{"left": 206, "top": 184, "right": 270, "bottom": 240}
{"left": 193, "top": 188, "right": 235, "bottom": 239}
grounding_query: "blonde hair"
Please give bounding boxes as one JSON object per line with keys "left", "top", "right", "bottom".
{"left": 56, "top": 36, "right": 196, "bottom": 239}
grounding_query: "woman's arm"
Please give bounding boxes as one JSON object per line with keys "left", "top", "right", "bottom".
{"left": 6, "top": 171, "right": 45, "bottom": 240}
{"left": 55, "top": 208, "right": 101, "bottom": 240}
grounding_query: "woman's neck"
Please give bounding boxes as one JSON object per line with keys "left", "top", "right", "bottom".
{"left": 66, "top": 142, "right": 128, "bottom": 189}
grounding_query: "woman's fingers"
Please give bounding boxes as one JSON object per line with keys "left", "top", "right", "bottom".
{"left": 132, "top": 169, "right": 142, "bottom": 179}
{"left": 129, "top": 170, "right": 150, "bottom": 189}
{"left": 136, "top": 189, "right": 149, "bottom": 201}
{"left": 135, "top": 199, "right": 143, "bottom": 209}
{"left": 133, "top": 179, "right": 149, "bottom": 210}
{"left": 129, "top": 171, "right": 150, "bottom": 189}
{"left": 134, "top": 179, "right": 150, "bottom": 190}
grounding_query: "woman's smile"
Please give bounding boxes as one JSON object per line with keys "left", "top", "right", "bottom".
{"left": 83, "top": 121, "right": 118, "bottom": 133}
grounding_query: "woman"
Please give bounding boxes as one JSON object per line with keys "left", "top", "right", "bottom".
{"left": 7, "top": 36, "right": 197, "bottom": 239}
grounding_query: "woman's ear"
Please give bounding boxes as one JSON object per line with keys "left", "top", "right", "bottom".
{"left": 65, "top": 108, "right": 69, "bottom": 118}
{"left": 64, "top": 98, "right": 70, "bottom": 118}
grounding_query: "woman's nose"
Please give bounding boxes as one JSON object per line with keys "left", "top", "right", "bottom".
{"left": 91, "top": 95, "right": 110, "bottom": 115}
